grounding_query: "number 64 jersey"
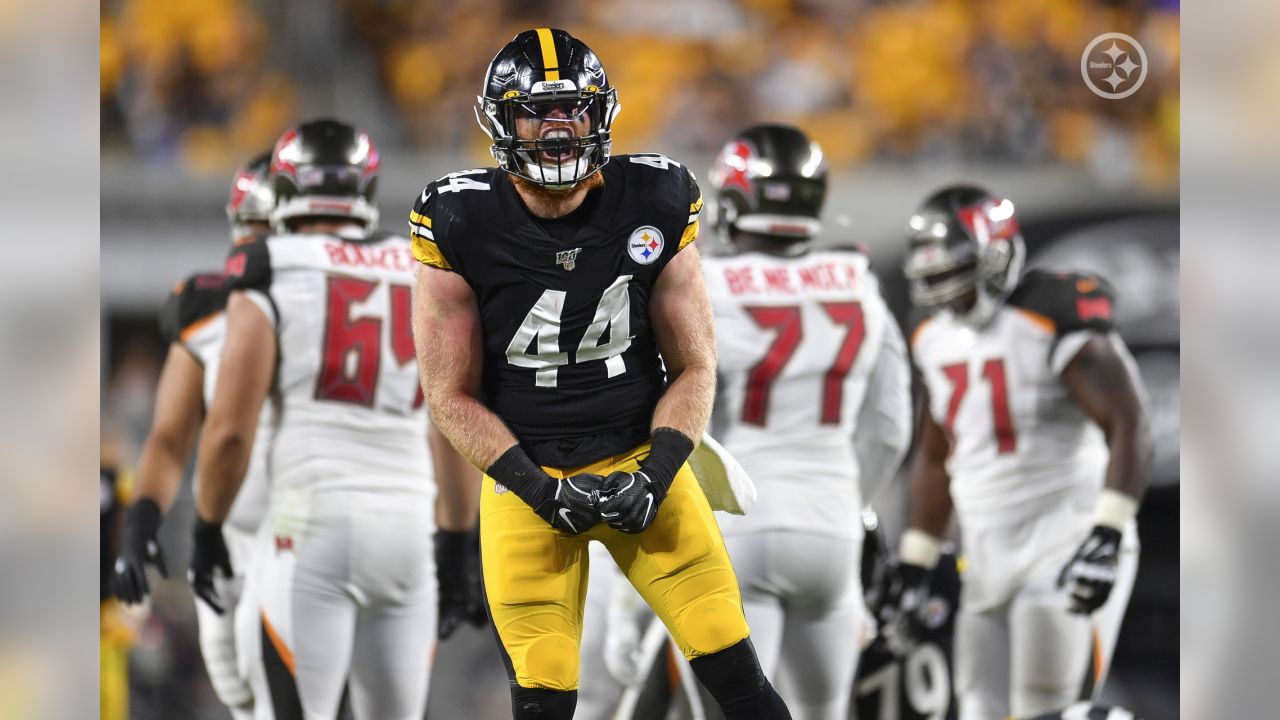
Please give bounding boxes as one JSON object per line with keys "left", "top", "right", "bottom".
{"left": 223, "top": 230, "right": 432, "bottom": 494}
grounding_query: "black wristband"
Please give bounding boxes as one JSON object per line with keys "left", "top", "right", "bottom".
{"left": 193, "top": 515, "right": 223, "bottom": 540}
{"left": 639, "top": 428, "right": 695, "bottom": 494}
{"left": 126, "top": 498, "right": 163, "bottom": 536}
{"left": 487, "top": 445, "right": 555, "bottom": 509}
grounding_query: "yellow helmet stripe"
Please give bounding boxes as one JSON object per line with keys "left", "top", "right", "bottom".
{"left": 535, "top": 28, "right": 560, "bottom": 82}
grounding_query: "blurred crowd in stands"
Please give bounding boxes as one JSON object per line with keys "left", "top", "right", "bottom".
{"left": 100, "top": 0, "right": 1179, "bottom": 186}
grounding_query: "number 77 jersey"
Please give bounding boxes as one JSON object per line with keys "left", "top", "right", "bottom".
{"left": 702, "top": 248, "right": 902, "bottom": 514}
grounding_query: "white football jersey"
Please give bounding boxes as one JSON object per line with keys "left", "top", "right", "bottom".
{"left": 703, "top": 248, "right": 911, "bottom": 538}
{"left": 225, "top": 231, "right": 432, "bottom": 496}
{"left": 161, "top": 272, "right": 271, "bottom": 535}
{"left": 911, "top": 270, "right": 1139, "bottom": 529}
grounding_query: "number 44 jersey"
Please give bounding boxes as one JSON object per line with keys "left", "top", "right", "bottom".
{"left": 223, "top": 230, "right": 432, "bottom": 493}
{"left": 409, "top": 155, "right": 702, "bottom": 468}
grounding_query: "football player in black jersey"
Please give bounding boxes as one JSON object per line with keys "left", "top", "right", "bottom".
{"left": 108, "top": 153, "right": 274, "bottom": 720}
{"left": 890, "top": 185, "right": 1152, "bottom": 718}
{"left": 410, "top": 28, "right": 792, "bottom": 720}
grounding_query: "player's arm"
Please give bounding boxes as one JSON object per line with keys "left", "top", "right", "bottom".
{"left": 110, "top": 344, "right": 204, "bottom": 603}
{"left": 901, "top": 394, "right": 953, "bottom": 565}
{"left": 1062, "top": 335, "right": 1152, "bottom": 508}
{"left": 881, "top": 393, "right": 953, "bottom": 653}
{"left": 134, "top": 345, "right": 205, "bottom": 510}
{"left": 1057, "top": 334, "right": 1152, "bottom": 614}
{"left": 854, "top": 312, "right": 913, "bottom": 505}
{"left": 429, "top": 415, "right": 487, "bottom": 638}
{"left": 431, "top": 417, "right": 481, "bottom": 531}
{"left": 413, "top": 264, "right": 600, "bottom": 533}
{"left": 194, "top": 292, "right": 276, "bottom": 522}
{"left": 188, "top": 292, "right": 275, "bottom": 612}
{"left": 650, "top": 244, "right": 717, "bottom": 441}
{"left": 597, "top": 244, "right": 714, "bottom": 534}
{"left": 413, "top": 264, "right": 518, "bottom": 470}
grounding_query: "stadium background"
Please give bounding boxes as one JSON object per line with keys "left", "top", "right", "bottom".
{"left": 99, "top": 0, "right": 1179, "bottom": 717}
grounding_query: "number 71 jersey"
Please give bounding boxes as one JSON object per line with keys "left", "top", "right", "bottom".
{"left": 223, "top": 231, "right": 432, "bottom": 492}
{"left": 910, "top": 270, "right": 1121, "bottom": 529}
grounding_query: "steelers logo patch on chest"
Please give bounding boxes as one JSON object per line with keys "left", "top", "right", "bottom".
{"left": 627, "top": 225, "right": 665, "bottom": 265}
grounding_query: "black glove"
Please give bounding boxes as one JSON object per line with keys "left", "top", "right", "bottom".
{"left": 878, "top": 561, "right": 932, "bottom": 656}
{"left": 111, "top": 499, "right": 169, "bottom": 604}
{"left": 597, "top": 428, "right": 693, "bottom": 534}
{"left": 435, "top": 528, "right": 487, "bottom": 640}
{"left": 488, "top": 446, "right": 604, "bottom": 534}
{"left": 1057, "top": 525, "right": 1122, "bottom": 615}
{"left": 188, "top": 516, "right": 234, "bottom": 614}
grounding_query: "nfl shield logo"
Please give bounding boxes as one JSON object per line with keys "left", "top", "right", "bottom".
{"left": 556, "top": 248, "right": 582, "bottom": 271}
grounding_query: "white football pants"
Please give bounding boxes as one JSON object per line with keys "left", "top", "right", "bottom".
{"left": 956, "top": 522, "right": 1139, "bottom": 719}
{"left": 253, "top": 489, "right": 437, "bottom": 720}
{"left": 726, "top": 528, "right": 864, "bottom": 720}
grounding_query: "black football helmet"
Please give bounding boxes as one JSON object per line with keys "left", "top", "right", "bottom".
{"left": 225, "top": 150, "right": 273, "bottom": 244}
{"left": 474, "top": 28, "right": 620, "bottom": 188}
{"left": 903, "top": 184, "right": 1025, "bottom": 325}
{"left": 269, "top": 118, "right": 380, "bottom": 233}
{"left": 708, "top": 123, "right": 827, "bottom": 243}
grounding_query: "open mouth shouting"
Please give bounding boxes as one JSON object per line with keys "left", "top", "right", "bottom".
{"left": 538, "top": 124, "right": 578, "bottom": 165}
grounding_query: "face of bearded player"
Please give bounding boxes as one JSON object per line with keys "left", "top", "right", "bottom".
{"left": 513, "top": 98, "right": 594, "bottom": 187}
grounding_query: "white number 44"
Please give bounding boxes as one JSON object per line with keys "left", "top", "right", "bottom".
{"left": 436, "top": 168, "right": 491, "bottom": 194}
{"left": 628, "top": 154, "right": 680, "bottom": 171}
{"left": 506, "top": 276, "right": 633, "bottom": 387}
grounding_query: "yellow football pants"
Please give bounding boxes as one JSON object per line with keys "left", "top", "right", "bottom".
{"left": 100, "top": 604, "right": 132, "bottom": 720}
{"left": 480, "top": 442, "right": 749, "bottom": 691}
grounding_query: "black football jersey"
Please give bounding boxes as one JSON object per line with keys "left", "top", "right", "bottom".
{"left": 856, "top": 553, "right": 962, "bottom": 720}
{"left": 410, "top": 154, "right": 703, "bottom": 467}
{"left": 158, "top": 271, "right": 230, "bottom": 357}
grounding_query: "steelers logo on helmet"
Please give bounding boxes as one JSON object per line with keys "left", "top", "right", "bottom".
{"left": 474, "top": 28, "right": 621, "bottom": 188}
{"left": 627, "top": 226, "right": 665, "bottom": 265}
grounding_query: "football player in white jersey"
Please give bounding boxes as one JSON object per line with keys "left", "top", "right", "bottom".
{"left": 189, "top": 119, "right": 477, "bottom": 720}
{"left": 699, "top": 124, "right": 913, "bottom": 718}
{"left": 110, "top": 152, "right": 276, "bottom": 720}
{"left": 889, "top": 185, "right": 1151, "bottom": 719}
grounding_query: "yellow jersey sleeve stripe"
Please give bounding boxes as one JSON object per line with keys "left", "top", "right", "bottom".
{"left": 409, "top": 210, "right": 432, "bottom": 229}
{"left": 679, "top": 218, "right": 699, "bottom": 250}
{"left": 536, "top": 28, "right": 560, "bottom": 81}
{"left": 412, "top": 235, "right": 452, "bottom": 270}
{"left": 689, "top": 194, "right": 703, "bottom": 214}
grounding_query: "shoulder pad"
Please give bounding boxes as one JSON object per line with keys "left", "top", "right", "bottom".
{"left": 1008, "top": 269, "right": 1116, "bottom": 336}
{"left": 223, "top": 236, "right": 272, "bottom": 292}
{"left": 910, "top": 316, "right": 935, "bottom": 349}
{"left": 408, "top": 169, "right": 497, "bottom": 272}
{"left": 159, "top": 272, "right": 228, "bottom": 343}
{"left": 621, "top": 155, "right": 702, "bottom": 251}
